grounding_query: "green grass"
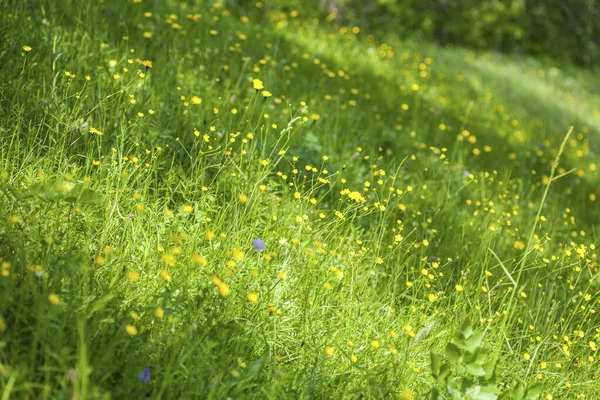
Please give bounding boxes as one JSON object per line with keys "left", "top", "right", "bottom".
{"left": 1, "top": 1, "right": 599, "bottom": 399}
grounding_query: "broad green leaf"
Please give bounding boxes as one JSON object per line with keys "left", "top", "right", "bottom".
{"left": 430, "top": 388, "right": 443, "bottom": 400}
{"left": 464, "top": 331, "right": 484, "bottom": 352}
{"left": 511, "top": 382, "right": 526, "bottom": 400}
{"left": 446, "top": 342, "right": 461, "bottom": 363}
{"left": 465, "top": 363, "right": 487, "bottom": 377}
{"left": 78, "top": 188, "right": 103, "bottom": 205}
{"left": 431, "top": 353, "right": 442, "bottom": 376}
{"left": 461, "top": 321, "right": 474, "bottom": 339}
{"left": 524, "top": 383, "right": 543, "bottom": 400}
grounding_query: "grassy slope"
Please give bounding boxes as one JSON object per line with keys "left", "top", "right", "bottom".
{"left": 1, "top": 1, "right": 599, "bottom": 398}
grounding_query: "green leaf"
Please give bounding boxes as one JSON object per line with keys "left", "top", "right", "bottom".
{"left": 439, "top": 362, "right": 452, "bottom": 382}
{"left": 78, "top": 188, "right": 103, "bottom": 205}
{"left": 524, "top": 383, "right": 543, "bottom": 400}
{"left": 63, "top": 184, "right": 83, "bottom": 203}
{"left": 430, "top": 388, "right": 443, "bottom": 400}
{"left": 511, "top": 382, "right": 526, "bottom": 400}
{"left": 461, "top": 320, "right": 474, "bottom": 339}
{"left": 465, "top": 363, "right": 487, "bottom": 377}
{"left": 446, "top": 342, "right": 461, "bottom": 363}
{"left": 465, "top": 385, "right": 499, "bottom": 400}
{"left": 431, "top": 353, "right": 442, "bottom": 376}
{"left": 4, "top": 184, "right": 34, "bottom": 201}
{"left": 463, "top": 331, "right": 484, "bottom": 352}
{"left": 90, "top": 294, "right": 114, "bottom": 315}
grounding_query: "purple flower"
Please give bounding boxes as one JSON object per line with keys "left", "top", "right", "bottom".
{"left": 252, "top": 238, "right": 266, "bottom": 252}
{"left": 463, "top": 170, "right": 470, "bottom": 177}
{"left": 138, "top": 367, "right": 151, "bottom": 383}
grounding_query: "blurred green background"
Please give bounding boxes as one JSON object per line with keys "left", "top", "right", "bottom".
{"left": 253, "top": 0, "right": 599, "bottom": 67}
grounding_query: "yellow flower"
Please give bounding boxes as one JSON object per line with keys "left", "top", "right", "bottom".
{"left": 371, "top": 340, "right": 381, "bottom": 350}
{"left": 191, "top": 96, "right": 202, "bottom": 105}
{"left": 325, "top": 346, "right": 334, "bottom": 357}
{"left": 142, "top": 60, "right": 153, "bottom": 69}
{"left": 0, "top": 316, "right": 6, "bottom": 332}
{"left": 22, "top": 45, "right": 32, "bottom": 53}
{"left": 161, "top": 254, "right": 176, "bottom": 267}
{"left": 212, "top": 276, "right": 230, "bottom": 296}
{"left": 252, "top": 79, "right": 264, "bottom": 90}
{"left": 155, "top": 307, "right": 164, "bottom": 319}
{"left": 238, "top": 193, "right": 248, "bottom": 203}
{"left": 183, "top": 205, "right": 193, "bottom": 213}
{"left": 261, "top": 90, "right": 272, "bottom": 98}
{"left": 233, "top": 248, "right": 244, "bottom": 261}
{"left": 128, "top": 271, "right": 139, "bottom": 282}
{"left": 48, "top": 293, "right": 60, "bottom": 305}
{"left": 190, "top": 253, "right": 208, "bottom": 266}
{"left": 125, "top": 324, "right": 138, "bottom": 336}
{"left": 247, "top": 292, "right": 259, "bottom": 303}
{"left": 455, "top": 284, "right": 464, "bottom": 292}
{"left": 206, "top": 230, "right": 216, "bottom": 240}
{"left": 160, "top": 269, "right": 172, "bottom": 282}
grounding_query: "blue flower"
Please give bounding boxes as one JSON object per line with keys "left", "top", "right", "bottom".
{"left": 252, "top": 238, "right": 266, "bottom": 252}
{"left": 138, "top": 367, "right": 151, "bottom": 383}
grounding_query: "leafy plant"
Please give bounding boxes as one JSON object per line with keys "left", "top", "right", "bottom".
{"left": 430, "top": 322, "right": 542, "bottom": 400}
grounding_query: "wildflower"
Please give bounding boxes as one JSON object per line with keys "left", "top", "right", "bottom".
{"left": 212, "top": 276, "right": 230, "bottom": 296}
{"left": 126, "top": 324, "right": 138, "bottom": 336}
{"left": 161, "top": 254, "right": 176, "bottom": 267}
{"left": 325, "top": 346, "right": 334, "bottom": 357}
{"left": 22, "top": 45, "right": 32, "bottom": 53}
{"left": 128, "top": 271, "right": 139, "bottom": 282}
{"left": 138, "top": 367, "right": 151, "bottom": 383}
{"left": 183, "top": 205, "right": 193, "bottom": 213}
{"left": 238, "top": 193, "right": 248, "bottom": 203}
{"left": 261, "top": 90, "right": 272, "bottom": 99}
{"left": 155, "top": 307, "right": 164, "bottom": 319}
{"left": 206, "top": 230, "right": 216, "bottom": 240}
{"left": 190, "top": 253, "right": 208, "bottom": 266}
{"left": 455, "top": 284, "right": 464, "bottom": 292}
{"left": 252, "top": 79, "right": 264, "bottom": 90}
{"left": 48, "top": 293, "right": 60, "bottom": 305}
{"left": 233, "top": 248, "right": 244, "bottom": 261}
{"left": 142, "top": 60, "right": 153, "bottom": 69}
{"left": 160, "top": 269, "right": 171, "bottom": 282}
{"left": 191, "top": 96, "right": 202, "bottom": 105}
{"left": 252, "top": 238, "right": 266, "bottom": 252}
{"left": 371, "top": 340, "right": 381, "bottom": 350}
{"left": 247, "top": 292, "right": 259, "bottom": 303}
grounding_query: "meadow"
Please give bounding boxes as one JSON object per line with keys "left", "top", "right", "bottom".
{"left": 1, "top": 1, "right": 599, "bottom": 399}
